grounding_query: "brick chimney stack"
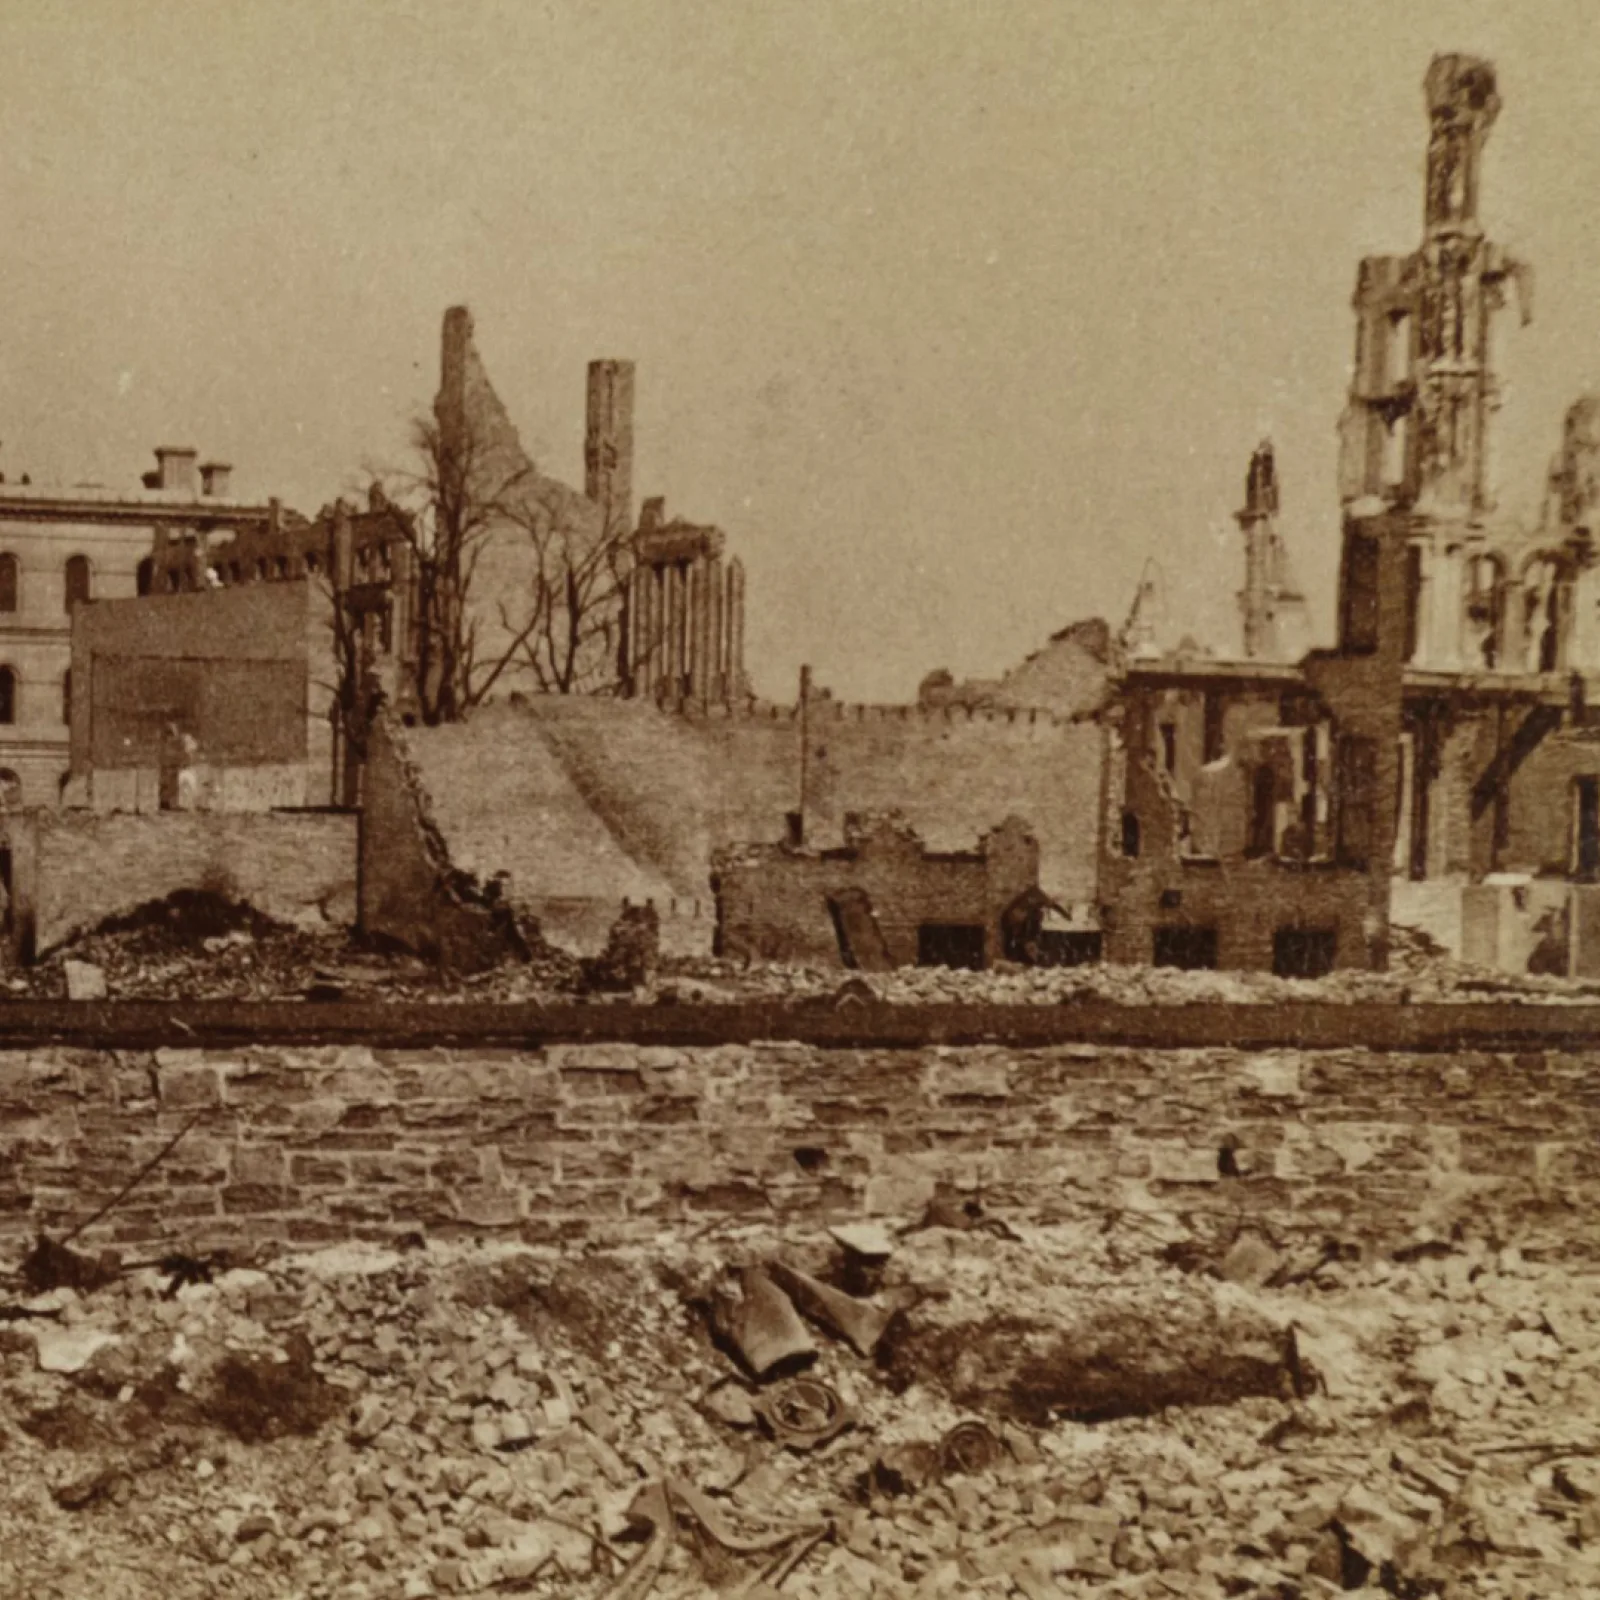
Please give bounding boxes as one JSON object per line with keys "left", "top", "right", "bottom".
{"left": 199, "top": 461, "right": 232, "bottom": 498}
{"left": 152, "top": 447, "right": 198, "bottom": 495}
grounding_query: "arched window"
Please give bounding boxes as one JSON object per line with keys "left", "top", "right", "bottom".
{"left": 0, "top": 554, "right": 18, "bottom": 614}
{"left": 61, "top": 668, "right": 71, "bottom": 725}
{"left": 0, "top": 667, "right": 17, "bottom": 725}
{"left": 135, "top": 557, "right": 154, "bottom": 597}
{"left": 64, "top": 555, "right": 90, "bottom": 612}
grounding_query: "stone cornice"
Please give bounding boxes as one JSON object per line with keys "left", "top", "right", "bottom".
{"left": 0, "top": 497, "right": 271, "bottom": 529}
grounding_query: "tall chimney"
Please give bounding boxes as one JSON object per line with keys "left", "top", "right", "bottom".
{"left": 436, "top": 306, "right": 474, "bottom": 447}
{"left": 153, "top": 447, "right": 198, "bottom": 496}
{"left": 199, "top": 461, "right": 232, "bottom": 498}
{"left": 585, "top": 360, "right": 635, "bottom": 540}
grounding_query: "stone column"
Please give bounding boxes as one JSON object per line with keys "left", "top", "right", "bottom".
{"left": 693, "top": 556, "right": 713, "bottom": 705}
{"left": 727, "top": 558, "right": 746, "bottom": 696}
{"left": 1573, "top": 567, "right": 1600, "bottom": 672}
{"left": 1433, "top": 544, "right": 1465, "bottom": 670}
{"left": 625, "top": 566, "right": 643, "bottom": 695}
{"left": 707, "top": 552, "right": 725, "bottom": 700}
{"left": 1409, "top": 542, "right": 1433, "bottom": 666}
{"left": 648, "top": 563, "right": 666, "bottom": 698}
{"left": 1393, "top": 732, "right": 1415, "bottom": 872}
{"left": 686, "top": 558, "right": 702, "bottom": 698}
{"left": 668, "top": 562, "right": 687, "bottom": 696}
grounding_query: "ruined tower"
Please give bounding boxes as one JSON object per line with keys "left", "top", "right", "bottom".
{"left": 1337, "top": 55, "right": 1527, "bottom": 519}
{"left": 1235, "top": 440, "right": 1310, "bottom": 662}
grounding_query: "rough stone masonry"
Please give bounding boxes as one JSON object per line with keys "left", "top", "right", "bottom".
{"left": 0, "top": 1041, "right": 1591, "bottom": 1259}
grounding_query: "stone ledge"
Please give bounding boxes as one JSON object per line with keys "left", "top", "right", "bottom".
{"left": 0, "top": 998, "right": 1597, "bottom": 1051}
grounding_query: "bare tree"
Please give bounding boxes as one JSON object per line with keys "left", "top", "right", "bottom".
{"left": 499, "top": 478, "right": 633, "bottom": 696}
{"left": 324, "top": 395, "right": 635, "bottom": 773}
{"left": 383, "top": 410, "right": 546, "bottom": 725}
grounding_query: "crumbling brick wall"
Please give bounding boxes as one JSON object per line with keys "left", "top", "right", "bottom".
{"left": 0, "top": 1039, "right": 1591, "bottom": 1258}
{"left": 1103, "top": 684, "right": 1371, "bottom": 971}
{"left": 714, "top": 814, "right": 1039, "bottom": 966}
{"left": 357, "top": 714, "right": 530, "bottom": 971}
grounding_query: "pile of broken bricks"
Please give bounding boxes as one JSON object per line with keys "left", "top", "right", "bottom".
{"left": 2, "top": 1200, "right": 1600, "bottom": 1598}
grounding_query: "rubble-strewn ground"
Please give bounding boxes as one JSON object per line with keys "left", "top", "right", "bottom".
{"left": 3, "top": 1201, "right": 1598, "bottom": 1599}
{"left": 13, "top": 891, "right": 1600, "bottom": 1007}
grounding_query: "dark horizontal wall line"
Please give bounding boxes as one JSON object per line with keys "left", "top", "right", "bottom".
{"left": 2, "top": 1000, "right": 1600, "bottom": 1052}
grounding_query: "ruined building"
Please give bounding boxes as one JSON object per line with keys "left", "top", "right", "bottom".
{"left": 1103, "top": 53, "right": 1600, "bottom": 977}
{"left": 433, "top": 307, "right": 749, "bottom": 706}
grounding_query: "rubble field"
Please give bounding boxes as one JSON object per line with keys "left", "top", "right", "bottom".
{"left": 14, "top": 891, "right": 1599, "bottom": 1008}
{"left": 2, "top": 1196, "right": 1598, "bottom": 1599}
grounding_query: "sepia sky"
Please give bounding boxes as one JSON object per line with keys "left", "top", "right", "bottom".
{"left": 2, "top": 0, "right": 1599, "bottom": 701}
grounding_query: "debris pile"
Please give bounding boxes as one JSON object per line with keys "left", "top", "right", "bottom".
{"left": 9, "top": 887, "right": 1600, "bottom": 1006}
{"left": 3, "top": 1197, "right": 1599, "bottom": 1596}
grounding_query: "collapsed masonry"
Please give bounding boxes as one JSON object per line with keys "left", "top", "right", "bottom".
{"left": 713, "top": 812, "right": 1045, "bottom": 971}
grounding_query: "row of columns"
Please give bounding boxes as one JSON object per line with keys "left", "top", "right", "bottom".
{"left": 627, "top": 553, "right": 745, "bottom": 704}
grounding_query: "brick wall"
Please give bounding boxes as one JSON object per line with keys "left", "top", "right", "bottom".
{"left": 70, "top": 578, "right": 338, "bottom": 808}
{"left": 0, "top": 1039, "right": 1591, "bottom": 1259}
{"left": 1503, "top": 731, "right": 1600, "bottom": 876}
{"left": 2, "top": 808, "right": 357, "bottom": 956}
{"left": 794, "top": 705, "right": 1105, "bottom": 907}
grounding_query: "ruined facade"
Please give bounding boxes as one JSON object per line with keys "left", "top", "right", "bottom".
{"left": 1101, "top": 54, "right": 1600, "bottom": 978}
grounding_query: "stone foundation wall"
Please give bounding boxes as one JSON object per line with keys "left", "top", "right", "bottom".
{"left": 0, "top": 1040, "right": 1591, "bottom": 1259}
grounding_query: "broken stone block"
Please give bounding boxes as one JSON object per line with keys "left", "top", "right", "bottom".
{"left": 35, "top": 1325, "right": 119, "bottom": 1374}
{"left": 767, "top": 1260, "right": 895, "bottom": 1357}
{"left": 714, "top": 1266, "right": 817, "bottom": 1379}
{"left": 829, "top": 1222, "right": 895, "bottom": 1263}
{"left": 349, "top": 1395, "right": 391, "bottom": 1444}
{"left": 1220, "top": 1233, "right": 1282, "bottom": 1287}
{"left": 579, "top": 902, "right": 660, "bottom": 992}
{"left": 63, "top": 960, "right": 108, "bottom": 1001}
